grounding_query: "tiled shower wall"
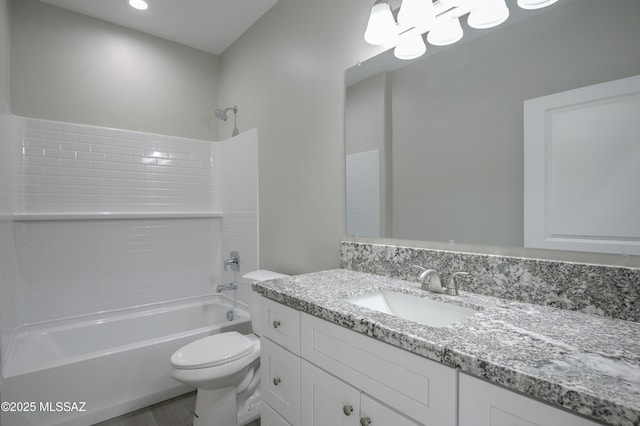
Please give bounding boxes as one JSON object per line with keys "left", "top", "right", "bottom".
{"left": 16, "top": 117, "right": 218, "bottom": 213}
{"left": 0, "top": 115, "right": 258, "bottom": 353}
{"left": 0, "top": 114, "right": 20, "bottom": 362}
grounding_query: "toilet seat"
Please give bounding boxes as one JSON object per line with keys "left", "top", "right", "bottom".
{"left": 171, "top": 332, "right": 255, "bottom": 370}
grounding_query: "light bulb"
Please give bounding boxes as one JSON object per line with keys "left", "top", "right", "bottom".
{"left": 468, "top": 0, "right": 509, "bottom": 29}
{"left": 364, "top": 0, "right": 399, "bottom": 46}
{"left": 427, "top": 16, "right": 463, "bottom": 46}
{"left": 129, "top": 0, "right": 148, "bottom": 11}
{"left": 517, "top": 0, "right": 558, "bottom": 10}
{"left": 394, "top": 33, "right": 427, "bottom": 60}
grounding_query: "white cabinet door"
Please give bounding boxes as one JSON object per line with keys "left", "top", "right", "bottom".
{"left": 261, "top": 337, "right": 301, "bottom": 426}
{"left": 361, "top": 394, "right": 422, "bottom": 426}
{"left": 459, "top": 374, "right": 601, "bottom": 426}
{"left": 301, "top": 360, "right": 361, "bottom": 426}
{"left": 302, "top": 360, "right": 425, "bottom": 426}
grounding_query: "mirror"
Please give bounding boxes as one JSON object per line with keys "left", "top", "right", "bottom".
{"left": 345, "top": 0, "right": 640, "bottom": 257}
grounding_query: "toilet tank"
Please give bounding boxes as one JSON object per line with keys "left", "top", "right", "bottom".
{"left": 240, "top": 270, "right": 289, "bottom": 336}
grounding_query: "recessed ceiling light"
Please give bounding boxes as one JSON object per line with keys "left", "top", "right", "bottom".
{"left": 129, "top": 0, "right": 148, "bottom": 11}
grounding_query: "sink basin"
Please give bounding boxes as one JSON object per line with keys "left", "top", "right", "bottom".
{"left": 347, "top": 291, "right": 477, "bottom": 327}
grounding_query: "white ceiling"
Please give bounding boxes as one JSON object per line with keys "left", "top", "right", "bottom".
{"left": 39, "top": 0, "right": 280, "bottom": 55}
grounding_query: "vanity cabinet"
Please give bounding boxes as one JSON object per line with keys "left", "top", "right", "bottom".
{"left": 259, "top": 296, "right": 457, "bottom": 426}
{"left": 459, "top": 374, "right": 602, "bottom": 426}
{"left": 260, "top": 296, "right": 607, "bottom": 426}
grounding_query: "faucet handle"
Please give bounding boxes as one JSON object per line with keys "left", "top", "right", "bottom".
{"left": 224, "top": 251, "right": 240, "bottom": 272}
{"left": 412, "top": 265, "right": 436, "bottom": 279}
{"left": 412, "top": 265, "right": 426, "bottom": 273}
{"left": 445, "top": 272, "right": 469, "bottom": 296}
{"left": 412, "top": 265, "right": 427, "bottom": 279}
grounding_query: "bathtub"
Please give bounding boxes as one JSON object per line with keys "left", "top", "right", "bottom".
{"left": 1, "top": 294, "right": 251, "bottom": 426}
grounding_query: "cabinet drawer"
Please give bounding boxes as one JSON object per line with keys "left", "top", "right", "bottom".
{"left": 261, "top": 297, "right": 301, "bottom": 354}
{"left": 301, "top": 313, "right": 457, "bottom": 426}
{"left": 459, "top": 374, "right": 601, "bottom": 426}
{"left": 262, "top": 402, "right": 292, "bottom": 426}
{"left": 261, "top": 337, "right": 301, "bottom": 425}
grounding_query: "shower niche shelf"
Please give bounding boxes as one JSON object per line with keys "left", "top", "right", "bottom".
{"left": 12, "top": 211, "right": 223, "bottom": 221}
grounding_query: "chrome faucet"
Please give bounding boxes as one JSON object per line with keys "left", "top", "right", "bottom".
{"left": 216, "top": 282, "right": 238, "bottom": 293}
{"left": 444, "top": 272, "right": 470, "bottom": 296}
{"left": 416, "top": 267, "right": 446, "bottom": 293}
{"left": 413, "top": 266, "right": 469, "bottom": 296}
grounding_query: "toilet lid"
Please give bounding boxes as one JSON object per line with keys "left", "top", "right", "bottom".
{"left": 171, "top": 332, "right": 255, "bottom": 369}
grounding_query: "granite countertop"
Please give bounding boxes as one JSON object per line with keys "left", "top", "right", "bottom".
{"left": 253, "top": 269, "right": 640, "bottom": 426}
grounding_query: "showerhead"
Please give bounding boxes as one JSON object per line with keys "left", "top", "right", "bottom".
{"left": 215, "top": 109, "right": 228, "bottom": 121}
{"left": 215, "top": 106, "right": 238, "bottom": 122}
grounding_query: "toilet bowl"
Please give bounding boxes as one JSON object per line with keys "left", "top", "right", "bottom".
{"left": 170, "top": 270, "right": 288, "bottom": 426}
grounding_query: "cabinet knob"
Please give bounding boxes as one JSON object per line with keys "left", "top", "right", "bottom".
{"left": 360, "top": 417, "right": 372, "bottom": 425}
{"left": 342, "top": 405, "right": 353, "bottom": 416}
{"left": 273, "top": 377, "right": 281, "bottom": 386}
{"left": 272, "top": 320, "right": 281, "bottom": 328}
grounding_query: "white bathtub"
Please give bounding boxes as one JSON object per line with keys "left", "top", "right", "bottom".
{"left": 1, "top": 294, "right": 251, "bottom": 426}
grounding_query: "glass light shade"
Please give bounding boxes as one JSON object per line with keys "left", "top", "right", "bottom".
{"left": 398, "top": 0, "right": 436, "bottom": 30}
{"left": 394, "top": 33, "right": 427, "bottom": 60}
{"left": 468, "top": 0, "right": 510, "bottom": 29}
{"left": 364, "top": 0, "right": 399, "bottom": 46}
{"left": 517, "top": 0, "right": 558, "bottom": 9}
{"left": 129, "top": 0, "right": 148, "bottom": 10}
{"left": 426, "top": 16, "right": 463, "bottom": 46}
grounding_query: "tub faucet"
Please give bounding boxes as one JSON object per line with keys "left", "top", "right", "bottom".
{"left": 216, "top": 282, "right": 238, "bottom": 293}
{"left": 413, "top": 266, "right": 469, "bottom": 296}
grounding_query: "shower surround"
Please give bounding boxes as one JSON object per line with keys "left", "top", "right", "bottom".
{"left": 0, "top": 114, "right": 259, "bottom": 421}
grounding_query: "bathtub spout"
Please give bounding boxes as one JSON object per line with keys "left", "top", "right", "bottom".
{"left": 216, "top": 282, "right": 238, "bottom": 293}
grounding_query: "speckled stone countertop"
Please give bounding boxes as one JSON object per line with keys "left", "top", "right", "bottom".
{"left": 253, "top": 269, "right": 640, "bottom": 426}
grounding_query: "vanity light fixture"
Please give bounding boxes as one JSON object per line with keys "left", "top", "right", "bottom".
{"left": 365, "top": 0, "right": 558, "bottom": 60}
{"left": 398, "top": 0, "right": 436, "bottom": 30}
{"left": 128, "top": 0, "right": 148, "bottom": 11}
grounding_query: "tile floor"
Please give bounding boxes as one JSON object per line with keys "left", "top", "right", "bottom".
{"left": 93, "top": 392, "right": 260, "bottom": 426}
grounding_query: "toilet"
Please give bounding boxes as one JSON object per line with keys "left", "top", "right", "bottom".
{"left": 170, "top": 270, "right": 288, "bottom": 426}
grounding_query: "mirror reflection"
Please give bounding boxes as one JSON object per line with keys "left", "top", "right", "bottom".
{"left": 345, "top": 0, "right": 640, "bottom": 254}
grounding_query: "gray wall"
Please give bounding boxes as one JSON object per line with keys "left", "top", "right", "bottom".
{"left": 0, "top": 0, "right": 9, "bottom": 113}
{"left": 218, "top": 0, "right": 382, "bottom": 274}
{"left": 10, "top": 0, "right": 219, "bottom": 140}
